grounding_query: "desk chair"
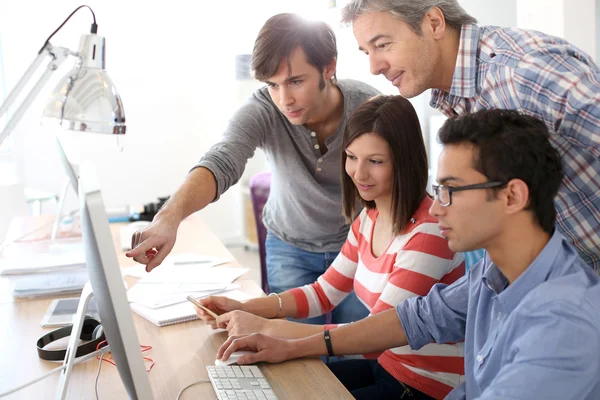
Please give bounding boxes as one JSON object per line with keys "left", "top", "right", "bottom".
{"left": 249, "top": 171, "right": 271, "bottom": 293}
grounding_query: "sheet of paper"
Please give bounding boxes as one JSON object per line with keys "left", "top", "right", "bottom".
{"left": 121, "top": 255, "right": 232, "bottom": 279}
{"left": 220, "top": 289, "right": 253, "bottom": 302}
{"left": 127, "top": 283, "right": 242, "bottom": 309}
{"left": 169, "top": 253, "right": 232, "bottom": 266}
{"left": 137, "top": 266, "right": 249, "bottom": 285}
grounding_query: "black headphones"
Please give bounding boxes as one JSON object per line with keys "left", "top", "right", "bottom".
{"left": 37, "top": 316, "right": 108, "bottom": 361}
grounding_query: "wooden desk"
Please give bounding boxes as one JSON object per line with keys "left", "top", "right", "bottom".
{"left": 0, "top": 216, "right": 352, "bottom": 399}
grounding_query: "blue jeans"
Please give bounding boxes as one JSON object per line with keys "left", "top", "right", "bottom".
{"left": 327, "top": 359, "right": 435, "bottom": 400}
{"left": 265, "top": 232, "right": 369, "bottom": 325}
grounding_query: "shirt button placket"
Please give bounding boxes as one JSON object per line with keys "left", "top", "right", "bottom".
{"left": 312, "top": 132, "right": 321, "bottom": 172}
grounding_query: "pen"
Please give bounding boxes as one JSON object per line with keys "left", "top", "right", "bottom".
{"left": 187, "top": 295, "right": 219, "bottom": 319}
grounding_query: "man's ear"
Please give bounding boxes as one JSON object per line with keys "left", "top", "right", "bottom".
{"left": 504, "top": 179, "right": 530, "bottom": 215}
{"left": 423, "top": 6, "right": 447, "bottom": 40}
{"left": 323, "top": 57, "right": 337, "bottom": 80}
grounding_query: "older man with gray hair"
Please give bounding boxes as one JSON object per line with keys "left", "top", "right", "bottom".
{"left": 341, "top": 0, "right": 600, "bottom": 274}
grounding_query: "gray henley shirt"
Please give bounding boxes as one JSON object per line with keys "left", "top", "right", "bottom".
{"left": 194, "top": 79, "right": 380, "bottom": 252}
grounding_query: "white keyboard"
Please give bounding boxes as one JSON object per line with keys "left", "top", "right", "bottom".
{"left": 206, "top": 365, "right": 278, "bottom": 400}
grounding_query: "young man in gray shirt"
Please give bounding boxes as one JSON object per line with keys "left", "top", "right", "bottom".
{"left": 127, "top": 13, "right": 379, "bottom": 324}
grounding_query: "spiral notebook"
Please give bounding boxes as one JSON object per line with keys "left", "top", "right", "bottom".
{"left": 130, "top": 301, "right": 199, "bottom": 327}
{"left": 130, "top": 289, "right": 252, "bottom": 327}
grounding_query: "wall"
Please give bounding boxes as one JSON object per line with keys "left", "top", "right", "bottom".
{"left": 517, "top": 0, "right": 596, "bottom": 60}
{"left": 0, "top": 0, "right": 332, "bottom": 241}
{"left": 598, "top": 0, "right": 600, "bottom": 60}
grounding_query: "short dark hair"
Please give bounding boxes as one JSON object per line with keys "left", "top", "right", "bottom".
{"left": 341, "top": 95, "right": 428, "bottom": 235}
{"left": 251, "top": 13, "right": 337, "bottom": 82}
{"left": 437, "top": 109, "right": 564, "bottom": 234}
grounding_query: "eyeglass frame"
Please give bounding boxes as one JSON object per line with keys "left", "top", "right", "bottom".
{"left": 431, "top": 181, "right": 507, "bottom": 207}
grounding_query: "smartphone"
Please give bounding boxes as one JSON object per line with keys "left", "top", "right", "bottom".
{"left": 41, "top": 297, "right": 99, "bottom": 328}
{"left": 187, "top": 295, "right": 219, "bottom": 319}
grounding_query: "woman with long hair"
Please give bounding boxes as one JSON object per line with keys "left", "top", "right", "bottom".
{"left": 197, "top": 95, "right": 465, "bottom": 399}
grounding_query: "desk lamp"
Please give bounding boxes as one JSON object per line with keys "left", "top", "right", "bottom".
{"left": 0, "top": 5, "right": 125, "bottom": 239}
{"left": 0, "top": 6, "right": 132, "bottom": 399}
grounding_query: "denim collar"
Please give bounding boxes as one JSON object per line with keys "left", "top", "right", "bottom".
{"left": 482, "top": 230, "right": 562, "bottom": 313}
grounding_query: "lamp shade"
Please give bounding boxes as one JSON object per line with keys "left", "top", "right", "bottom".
{"left": 42, "top": 34, "right": 126, "bottom": 135}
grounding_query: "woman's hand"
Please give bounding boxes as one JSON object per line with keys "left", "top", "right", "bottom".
{"left": 216, "top": 310, "right": 270, "bottom": 336}
{"left": 217, "top": 333, "right": 294, "bottom": 365}
{"left": 194, "top": 296, "right": 243, "bottom": 328}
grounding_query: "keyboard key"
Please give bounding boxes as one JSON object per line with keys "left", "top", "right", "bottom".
{"left": 207, "top": 365, "right": 277, "bottom": 400}
{"left": 249, "top": 366, "right": 263, "bottom": 378}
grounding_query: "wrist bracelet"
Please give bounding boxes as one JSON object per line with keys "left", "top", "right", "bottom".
{"left": 268, "top": 292, "right": 283, "bottom": 317}
{"left": 324, "top": 329, "right": 334, "bottom": 357}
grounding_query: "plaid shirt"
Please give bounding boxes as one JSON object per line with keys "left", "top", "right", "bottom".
{"left": 431, "top": 24, "right": 600, "bottom": 272}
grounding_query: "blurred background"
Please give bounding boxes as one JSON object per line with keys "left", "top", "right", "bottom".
{"left": 0, "top": 0, "right": 597, "bottom": 247}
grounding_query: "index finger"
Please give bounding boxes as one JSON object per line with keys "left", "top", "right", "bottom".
{"left": 125, "top": 234, "right": 160, "bottom": 258}
{"left": 217, "top": 335, "right": 245, "bottom": 359}
{"left": 144, "top": 241, "right": 174, "bottom": 272}
{"left": 216, "top": 311, "right": 232, "bottom": 326}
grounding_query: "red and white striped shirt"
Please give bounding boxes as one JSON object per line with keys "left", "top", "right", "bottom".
{"left": 289, "top": 197, "right": 465, "bottom": 399}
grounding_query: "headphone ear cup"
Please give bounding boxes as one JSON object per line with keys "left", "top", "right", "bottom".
{"left": 92, "top": 324, "right": 104, "bottom": 340}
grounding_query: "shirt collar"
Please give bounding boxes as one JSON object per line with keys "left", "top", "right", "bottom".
{"left": 430, "top": 24, "right": 480, "bottom": 107}
{"left": 482, "top": 230, "right": 564, "bottom": 313}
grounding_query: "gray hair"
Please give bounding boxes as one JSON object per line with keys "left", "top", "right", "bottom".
{"left": 341, "top": 0, "right": 477, "bottom": 34}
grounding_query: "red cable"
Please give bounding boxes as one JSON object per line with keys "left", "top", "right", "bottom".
{"left": 96, "top": 341, "right": 155, "bottom": 372}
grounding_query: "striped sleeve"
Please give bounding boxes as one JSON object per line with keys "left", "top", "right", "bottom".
{"left": 371, "top": 228, "right": 464, "bottom": 316}
{"left": 289, "top": 210, "right": 365, "bottom": 319}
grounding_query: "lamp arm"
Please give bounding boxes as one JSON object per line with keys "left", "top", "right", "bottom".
{"left": 0, "top": 44, "right": 72, "bottom": 147}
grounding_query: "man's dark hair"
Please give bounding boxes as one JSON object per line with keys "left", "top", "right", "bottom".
{"left": 437, "top": 109, "right": 564, "bottom": 234}
{"left": 341, "top": 95, "right": 428, "bottom": 235}
{"left": 251, "top": 13, "right": 337, "bottom": 87}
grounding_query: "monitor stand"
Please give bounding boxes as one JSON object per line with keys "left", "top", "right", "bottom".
{"left": 50, "top": 178, "right": 72, "bottom": 240}
{"left": 51, "top": 136, "right": 79, "bottom": 241}
{"left": 55, "top": 281, "right": 96, "bottom": 400}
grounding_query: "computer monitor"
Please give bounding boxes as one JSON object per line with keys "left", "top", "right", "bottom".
{"left": 55, "top": 135, "right": 79, "bottom": 194}
{"left": 56, "top": 163, "right": 153, "bottom": 399}
{"left": 51, "top": 135, "right": 80, "bottom": 240}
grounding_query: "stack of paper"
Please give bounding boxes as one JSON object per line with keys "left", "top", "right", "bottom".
{"left": 0, "top": 238, "right": 88, "bottom": 298}
{"left": 0, "top": 238, "right": 86, "bottom": 275}
{"left": 125, "top": 257, "right": 251, "bottom": 327}
{"left": 10, "top": 269, "right": 89, "bottom": 298}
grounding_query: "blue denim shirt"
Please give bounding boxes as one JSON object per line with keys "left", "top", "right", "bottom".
{"left": 397, "top": 231, "right": 600, "bottom": 399}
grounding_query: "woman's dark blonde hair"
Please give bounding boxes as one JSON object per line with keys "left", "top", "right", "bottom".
{"left": 341, "top": 95, "right": 428, "bottom": 235}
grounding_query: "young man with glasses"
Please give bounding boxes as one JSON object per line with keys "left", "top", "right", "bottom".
{"left": 217, "top": 109, "right": 600, "bottom": 400}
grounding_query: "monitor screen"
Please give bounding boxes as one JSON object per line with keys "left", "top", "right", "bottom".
{"left": 79, "top": 163, "right": 153, "bottom": 399}
{"left": 56, "top": 135, "right": 79, "bottom": 194}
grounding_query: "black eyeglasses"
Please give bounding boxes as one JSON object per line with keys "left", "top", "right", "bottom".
{"left": 432, "top": 181, "right": 506, "bottom": 207}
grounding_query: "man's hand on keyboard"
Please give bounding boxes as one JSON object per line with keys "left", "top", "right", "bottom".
{"left": 217, "top": 333, "right": 293, "bottom": 365}
{"left": 217, "top": 310, "right": 269, "bottom": 336}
